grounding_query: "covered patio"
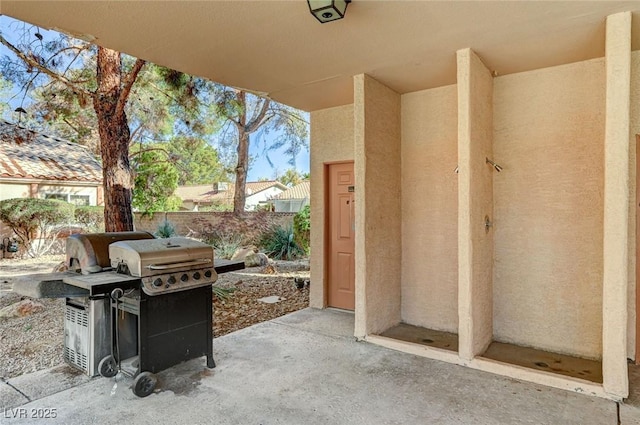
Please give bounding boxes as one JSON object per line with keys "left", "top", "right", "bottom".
{"left": 2, "top": 308, "right": 639, "bottom": 424}
{"left": 3, "top": 1, "right": 640, "bottom": 402}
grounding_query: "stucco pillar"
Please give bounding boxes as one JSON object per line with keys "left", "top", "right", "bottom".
{"left": 602, "top": 11, "right": 631, "bottom": 399}
{"left": 97, "top": 186, "right": 104, "bottom": 206}
{"left": 353, "top": 74, "right": 402, "bottom": 338}
{"left": 457, "top": 49, "right": 494, "bottom": 361}
{"left": 29, "top": 183, "right": 39, "bottom": 198}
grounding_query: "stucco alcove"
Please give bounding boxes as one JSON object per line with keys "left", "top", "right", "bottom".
{"left": 311, "top": 12, "right": 638, "bottom": 401}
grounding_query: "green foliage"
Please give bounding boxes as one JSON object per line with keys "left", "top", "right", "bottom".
{"left": 212, "top": 285, "right": 235, "bottom": 301}
{"left": 277, "top": 168, "right": 304, "bottom": 187}
{"left": 131, "top": 144, "right": 180, "bottom": 214}
{"left": 260, "top": 225, "right": 306, "bottom": 261}
{"left": 293, "top": 205, "right": 310, "bottom": 254}
{"left": 0, "top": 77, "right": 13, "bottom": 119}
{"left": 167, "top": 136, "right": 227, "bottom": 185}
{"left": 155, "top": 220, "right": 177, "bottom": 238}
{"left": 0, "top": 198, "right": 74, "bottom": 257}
{"left": 74, "top": 205, "right": 105, "bottom": 232}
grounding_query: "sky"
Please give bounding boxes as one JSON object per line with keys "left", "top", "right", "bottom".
{"left": 0, "top": 15, "right": 310, "bottom": 183}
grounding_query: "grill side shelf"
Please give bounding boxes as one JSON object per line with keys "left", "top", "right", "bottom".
{"left": 62, "top": 272, "right": 140, "bottom": 296}
{"left": 214, "top": 259, "right": 245, "bottom": 274}
{"left": 12, "top": 272, "right": 90, "bottom": 299}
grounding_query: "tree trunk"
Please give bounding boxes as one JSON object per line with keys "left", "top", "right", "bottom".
{"left": 94, "top": 47, "right": 134, "bottom": 232}
{"left": 233, "top": 91, "right": 248, "bottom": 214}
{"left": 233, "top": 130, "right": 250, "bottom": 213}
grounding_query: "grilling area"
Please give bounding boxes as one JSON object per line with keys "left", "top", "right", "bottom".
{"left": 9, "top": 231, "right": 244, "bottom": 397}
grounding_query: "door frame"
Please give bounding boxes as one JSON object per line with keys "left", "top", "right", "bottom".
{"left": 636, "top": 135, "right": 639, "bottom": 363}
{"left": 324, "top": 160, "right": 355, "bottom": 310}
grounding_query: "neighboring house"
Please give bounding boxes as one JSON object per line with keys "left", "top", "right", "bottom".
{"left": 175, "top": 181, "right": 287, "bottom": 211}
{"left": 272, "top": 181, "right": 310, "bottom": 213}
{"left": 0, "top": 120, "right": 103, "bottom": 206}
{"left": 5, "top": 2, "right": 640, "bottom": 401}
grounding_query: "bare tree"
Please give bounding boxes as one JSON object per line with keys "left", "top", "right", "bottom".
{"left": 212, "top": 87, "right": 308, "bottom": 212}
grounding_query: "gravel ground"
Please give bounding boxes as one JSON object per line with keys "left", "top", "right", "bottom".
{"left": 0, "top": 255, "right": 309, "bottom": 379}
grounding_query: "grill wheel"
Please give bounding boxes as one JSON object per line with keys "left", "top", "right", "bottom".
{"left": 133, "top": 372, "right": 157, "bottom": 397}
{"left": 98, "top": 355, "right": 118, "bottom": 378}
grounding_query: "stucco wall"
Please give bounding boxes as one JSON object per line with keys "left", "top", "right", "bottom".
{"left": 400, "top": 85, "right": 458, "bottom": 333}
{"left": 493, "top": 58, "right": 605, "bottom": 359}
{"left": 354, "top": 74, "right": 402, "bottom": 337}
{"left": 309, "top": 104, "right": 355, "bottom": 309}
{"left": 0, "top": 183, "right": 30, "bottom": 200}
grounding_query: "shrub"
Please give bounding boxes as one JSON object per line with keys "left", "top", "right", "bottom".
{"left": 212, "top": 233, "right": 243, "bottom": 260}
{"left": 293, "top": 205, "right": 310, "bottom": 255}
{"left": 0, "top": 198, "right": 75, "bottom": 257}
{"left": 155, "top": 220, "right": 177, "bottom": 238}
{"left": 260, "top": 225, "right": 306, "bottom": 260}
{"left": 74, "top": 205, "right": 105, "bottom": 232}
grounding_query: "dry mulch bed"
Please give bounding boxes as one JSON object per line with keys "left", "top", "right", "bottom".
{"left": 0, "top": 255, "right": 309, "bottom": 379}
{"left": 213, "top": 262, "right": 309, "bottom": 336}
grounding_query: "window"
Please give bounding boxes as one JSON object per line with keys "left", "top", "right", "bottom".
{"left": 44, "top": 193, "right": 91, "bottom": 206}
{"left": 44, "top": 193, "right": 68, "bottom": 202}
{"left": 70, "top": 195, "right": 90, "bottom": 206}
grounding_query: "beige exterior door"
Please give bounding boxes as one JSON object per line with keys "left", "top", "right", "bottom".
{"left": 327, "top": 162, "right": 355, "bottom": 310}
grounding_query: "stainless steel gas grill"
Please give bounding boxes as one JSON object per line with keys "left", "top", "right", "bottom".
{"left": 62, "top": 232, "right": 154, "bottom": 377}
{"left": 11, "top": 231, "right": 244, "bottom": 397}
{"left": 60, "top": 236, "right": 223, "bottom": 397}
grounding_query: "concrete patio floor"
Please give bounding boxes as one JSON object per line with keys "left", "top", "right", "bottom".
{"left": 1, "top": 308, "right": 639, "bottom": 424}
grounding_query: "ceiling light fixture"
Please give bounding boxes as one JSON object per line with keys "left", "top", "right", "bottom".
{"left": 307, "top": 0, "right": 351, "bottom": 23}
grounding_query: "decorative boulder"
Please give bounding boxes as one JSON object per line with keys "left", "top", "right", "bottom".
{"left": 245, "top": 252, "right": 269, "bottom": 268}
{"left": 230, "top": 246, "right": 257, "bottom": 261}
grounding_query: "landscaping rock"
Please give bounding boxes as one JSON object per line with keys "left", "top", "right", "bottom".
{"left": 244, "top": 252, "right": 269, "bottom": 267}
{"left": 230, "top": 246, "right": 257, "bottom": 261}
{"left": 0, "top": 299, "right": 45, "bottom": 319}
{"left": 257, "top": 295, "right": 286, "bottom": 304}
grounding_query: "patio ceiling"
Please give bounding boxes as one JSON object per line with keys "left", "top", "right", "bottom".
{"left": 2, "top": 1, "right": 640, "bottom": 112}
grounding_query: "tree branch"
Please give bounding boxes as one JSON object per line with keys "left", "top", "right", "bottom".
{"left": 246, "top": 97, "right": 271, "bottom": 133}
{"left": 0, "top": 33, "right": 93, "bottom": 98}
{"left": 116, "top": 58, "right": 146, "bottom": 116}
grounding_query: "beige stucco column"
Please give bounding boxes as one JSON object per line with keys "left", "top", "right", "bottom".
{"left": 353, "top": 74, "right": 402, "bottom": 338}
{"left": 457, "top": 49, "right": 494, "bottom": 361}
{"left": 602, "top": 11, "right": 631, "bottom": 399}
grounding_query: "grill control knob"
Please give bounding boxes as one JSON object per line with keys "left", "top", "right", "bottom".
{"left": 204, "top": 270, "right": 212, "bottom": 278}
{"left": 181, "top": 273, "right": 189, "bottom": 282}
{"left": 167, "top": 275, "right": 176, "bottom": 285}
{"left": 193, "top": 271, "right": 201, "bottom": 280}
{"left": 152, "top": 278, "right": 163, "bottom": 288}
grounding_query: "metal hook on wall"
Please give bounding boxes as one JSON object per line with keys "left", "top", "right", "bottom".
{"left": 486, "top": 158, "right": 503, "bottom": 172}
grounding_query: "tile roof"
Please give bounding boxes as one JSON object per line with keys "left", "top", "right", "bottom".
{"left": 0, "top": 121, "right": 102, "bottom": 183}
{"left": 275, "top": 181, "right": 310, "bottom": 200}
{"left": 176, "top": 180, "right": 287, "bottom": 203}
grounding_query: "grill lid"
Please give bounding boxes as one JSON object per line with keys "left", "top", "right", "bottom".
{"left": 66, "top": 231, "right": 154, "bottom": 275}
{"left": 109, "top": 237, "right": 214, "bottom": 277}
